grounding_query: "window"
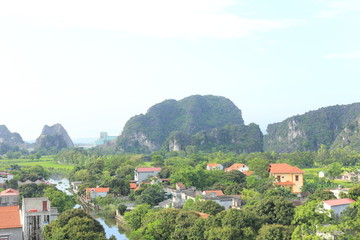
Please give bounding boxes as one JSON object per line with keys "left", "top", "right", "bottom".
{"left": 42, "top": 201, "right": 48, "bottom": 211}
{"left": 295, "top": 175, "right": 299, "bottom": 181}
{"left": 0, "top": 235, "right": 10, "bottom": 240}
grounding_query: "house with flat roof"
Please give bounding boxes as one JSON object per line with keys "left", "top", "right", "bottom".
{"left": 0, "top": 172, "right": 13, "bottom": 188}
{"left": 268, "top": 163, "right": 304, "bottom": 193}
{"left": 21, "top": 197, "right": 58, "bottom": 240}
{"left": 0, "top": 205, "right": 23, "bottom": 240}
{"left": 0, "top": 189, "right": 19, "bottom": 207}
{"left": 134, "top": 167, "right": 161, "bottom": 183}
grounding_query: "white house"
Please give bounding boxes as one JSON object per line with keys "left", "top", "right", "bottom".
{"left": 318, "top": 171, "right": 325, "bottom": 178}
{"left": 134, "top": 167, "right": 162, "bottom": 183}
{"left": 224, "top": 163, "right": 249, "bottom": 172}
{"left": 206, "top": 164, "right": 223, "bottom": 171}
{"left": 85, "top": 188, "right": 110, "bottom": 200}
{"left": 322, "top": 198, "right": 355, "bottom": 217}
{"left": 0, "top": 172, "right": 14, "bottom": 187}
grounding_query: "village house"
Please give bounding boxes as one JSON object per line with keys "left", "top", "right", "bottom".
{"left": 21, "top": 197, "right": 59, "bottom": 240}
{"left": 0, "top": 205, "right": 23, "bottom": 240}
{"left": 224, "top": 163, "right": 249, "bottom": 172}
{"left": 0, "top": 189, "right": 19, "bottom": 207}
{"left": 337, "top": 172, "right": 360, "bottom": 182}
{"left": 322, "top": 198, "right": 355, "bottom": 217}
{"left": 160, "top": 185, "right": 241, "bottom": 210}
{"left": 268, "top": 163, "right": 304, "bottom": 193}
{"left": 85, "top": 188, "right": 110, "bottom": 200}
{"left": 134, "top": 167, "right": 162, "bottom": 184}
{"left": 206, "top": 164, "right": 223, "bottom": 171}
{"left": 329, "top": 186, "right": 350, "bottom": 199}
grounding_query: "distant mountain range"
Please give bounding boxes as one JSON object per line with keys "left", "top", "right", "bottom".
{"left": 1, "top": 96, "right": 360, "bottom": 154}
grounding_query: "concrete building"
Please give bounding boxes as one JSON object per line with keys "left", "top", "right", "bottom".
{"left": 85, "top": 188, "right": 110, "bottom": 200}
{"left": 322, "top": 198, "right": 355, "bottom": 218}
{"left": 95, "top": 132, "right": 117, "bottom": 146}
{"left": 0, "top": 189, "right": 19, "bottom": 207}
{"left": 224, "top": 163, "right": 249, "bottom": 172}
{"left": 71, "top": 181, "right": 82, "bottom": 194}
{"left": 21, "top": 197, "right": 58, "bottom": 240}
{"left": 206, "top": 164, "right": 223, "bottom": 171}
{"left": 134, "top": 167, "right": 161, "bottom": 183}
{"left": 0, "top": 205, "right": 23, "bottom": 240}
{"left": 268, "top": 163, "right": 304, "bottom": 193}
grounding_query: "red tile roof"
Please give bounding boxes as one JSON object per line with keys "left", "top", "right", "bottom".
{"left": 176, "top": 182, "right": 186, "bottom": 189}
{"left": 207, "top": 163, "right": 221, "bottom": 167}
{"left": 86, "top": 188, "right": 110, "bottom": 193}
{"left": 204, "top": 190, "right": 224, "bottom": 196}
{"left": 0, "top": 206, "right": 21, "bottom": 229}
{"left": 225, "top": 163, "right": 246, "bottom": 172}
{"left": 194, "top": 211, "right": 210, "bottom": 219}
{"left": 268, "top": 163, "right": 304, "bottom": 174}
{"left": 275, "top": 181, "right": 295, "bottom": 186}
{"left": 323, "top": 198, "right": 355, "bottom": 206}
{"left": 0, "top": 189, "right": 19, "bottom": 196}
{"left": 129, "top": 183, "right": 137, "bottom": 189}
{"left": 136, "top": 167, "right": 162, "bottom": 172}
{"left": 243, "top": 170, "right": 254, "bottom": 176}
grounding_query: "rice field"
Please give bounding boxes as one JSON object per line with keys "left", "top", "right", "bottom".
{"left": 0, "top": 156, "right": 75, "bottom": 171}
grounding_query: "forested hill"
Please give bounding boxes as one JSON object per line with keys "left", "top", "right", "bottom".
{"left": 0, "top": 125, "right": 24, "bottom": 154}
{"left": 264, "top": 102, "right": 360, "bottom": 152}
{"left": 116, "top": 95, "right": 263, "bottom": 153}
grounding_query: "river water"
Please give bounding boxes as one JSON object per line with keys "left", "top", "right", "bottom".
{"left": 48, "top": 178, "right": 129, "bottom": 240}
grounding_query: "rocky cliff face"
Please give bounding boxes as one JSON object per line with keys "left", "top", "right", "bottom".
{"left": 264, "top": 103, "right": 360, "bottom": 152}
{"left": 116, "top": 95, "right": 249, "bottom": 153}
{"left": 166, "top": 123, "right": 263, "bottom": 154}
{"left": 0, "top": 125, "right": 24, "bottom": 146}
{"left": 35, "top": 124, "right": 74, "bottom": 150}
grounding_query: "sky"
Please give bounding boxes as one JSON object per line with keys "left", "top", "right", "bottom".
{"left": 0, "top": 0, "right": 360, "bottom": 141}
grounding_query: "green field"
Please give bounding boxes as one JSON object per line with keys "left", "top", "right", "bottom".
{"left": 0, "top": 156, "right": 75, "bottom": 171}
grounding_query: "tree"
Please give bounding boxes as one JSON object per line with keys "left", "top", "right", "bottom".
{"left": 43, "top": 209, "right": 106, "bottom": 240}
{"left": 44, "top": 188, "right": 76, "bottom": 213}
{"left": 118, "top": 204, "right": 127, "bottom": 216}
{"left": 306, "top": 189, "right": 336, "bottom": 203}
{"left": 348, "top": 184, "right": 360, "bottom": 200}
{"left": 135, "top": 184, "right": 165, "bottom": 206}
{"left": 189, "top": 200, "right": 225, "bottom": 215}
{"left": 327, "top": 162, "right": 343, "bottom": 179}
{"left": 124, "top": 204, "right": 151, "bottom": 230}
{"left": 247, "top": 157, "right": 270, "bottom": 178}
{"left": 250, "top": 196, "right": 295, "bottom": 225}
{"left": 257, "top": 224, "right": 293, "bottom": 240}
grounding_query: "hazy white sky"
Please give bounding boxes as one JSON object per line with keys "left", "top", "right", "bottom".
{"left": 0, "top": 0, "right": 359, "bottom": 141}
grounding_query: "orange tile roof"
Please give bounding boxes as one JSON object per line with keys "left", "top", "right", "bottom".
{"left": 243, "top": 170, "right": 254, "bottom": 176}
{"left": 225, "top": 163, "right": 246, "bottom": 172}
{"left": 268, "top": 163, "right": 304, "bottom": 174}
{"left": 86, "top": 188, "right": 110, "bottom": 193}
{"left": 204, "top": 190, "right": 224, "bottom": 196}
{"left": 207, "top": 163, "right": 221, "bottom": 167}
{"left": 176, "top": 182, "right": 186, "bottom": 189}
{"left": 136, "top": 167, "right": 162, "bottom": 172}
{"left": 0, "top": 206, "right": 21, "bottom": 229}
{"left": 0, "top": 188, "right": 19, "bottom": 196}
{"left": 275, "top": 180, "right": 295, "bottom": 186}
{"left": 194, "top": 211, "right": 210, "bottom": 219}
{"left": 129, "top": 183, "right": 137, "bottom": 189}
{"left": 323, "top": 198, "right": 355, "bottom": 206}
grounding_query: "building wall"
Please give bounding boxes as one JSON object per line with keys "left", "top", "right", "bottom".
{"left": 0, "top": 227, "right": 23, "bottom": 240}
{"left": 324, "top": 203, "right": 351, "bottom": 217}
{"left": 270, "top": 173, "right": 304, "bottom": 193}
{"left": 136, "top": 171, "right": 159, "bottom": 183}
{"left": 90, "top": 191, "right": 108, "bottom": 199}
{"left": 0, "top": 195, "right": 19, "bottom": 207}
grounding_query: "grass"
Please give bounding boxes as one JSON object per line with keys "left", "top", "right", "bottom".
{"left": 0, "top": 156, "right": 75, "bottom": 171}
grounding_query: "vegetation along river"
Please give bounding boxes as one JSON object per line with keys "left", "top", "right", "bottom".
{"left": 48, "top": 177, "right": 128, "bottom": 240}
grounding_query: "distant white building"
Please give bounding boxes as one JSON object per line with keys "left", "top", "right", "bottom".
{"left": 318, "top": 171, "right": 325, "bottom": 178}
{"left": 322, "top": 198, "right": 355, "bottom": 217}
{"left": 329, "top": 187, "right": 350, "bottom": 199}
{"left": 206, "top": 164, "right": 223, "bottom": 171}
{"left": 134, "top": 167, "right": 162, "bottom": 183}
{"left": 0, "top": 172, "right": 13, "bottom": 187}
{"left": 21, "top": 197, "right": 59, "bottom": 240}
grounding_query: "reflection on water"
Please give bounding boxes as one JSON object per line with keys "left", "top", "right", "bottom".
{"left": 49, "top": 177, "right": 129, "bottom": 240}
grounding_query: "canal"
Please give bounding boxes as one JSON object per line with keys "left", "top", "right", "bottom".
{"left": 48, "top": 177, "right": 129, "bottom": 240}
